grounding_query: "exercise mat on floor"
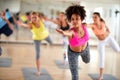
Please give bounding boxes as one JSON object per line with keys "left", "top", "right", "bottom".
{"left": 22, "top": 67, "right": 53, "bottom": 80}
{"left": 88, "top": 73, "right": 118, "bottom": 80}
{"left": 0, "top": 58, "right": 12, "bottom": 67}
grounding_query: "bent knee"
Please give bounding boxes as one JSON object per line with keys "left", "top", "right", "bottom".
{"left": 83, "top": 59, "right": 90, "bottom": 64}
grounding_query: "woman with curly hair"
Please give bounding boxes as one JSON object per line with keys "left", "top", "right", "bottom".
{"left": 56, "top": 5, "right": 90, "bottom": 80}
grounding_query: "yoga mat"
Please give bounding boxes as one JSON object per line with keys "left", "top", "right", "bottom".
{"left": 22, "top": 68, "right": 53, "bottom": 80}
{"left": 88, "top": 73, "right": 118, "bottom": 80}
{"left": 0, "top": 58, "right": 12, "bottom": 67}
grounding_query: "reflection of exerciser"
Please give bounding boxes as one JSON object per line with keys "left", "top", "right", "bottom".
{"left": 0, "top": 16, "right": 14, "bottom": 56}
{"left": 0, "top": 17, "right": 13, "bottom": 36}
{"left": 5, "top": 9, "right": 14, "bottom": 24}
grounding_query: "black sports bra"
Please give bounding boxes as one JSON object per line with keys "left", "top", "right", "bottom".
{"left": 60, "top": 25, "right": 70, "bottom": 31}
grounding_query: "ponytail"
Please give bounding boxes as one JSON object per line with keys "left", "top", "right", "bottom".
{"left": 100, "top": 18, "right": 105, "bottom": 23}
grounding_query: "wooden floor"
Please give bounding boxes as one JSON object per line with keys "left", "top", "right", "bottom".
{"left": 0, "top": 43, "right": 120, "bottom": 80}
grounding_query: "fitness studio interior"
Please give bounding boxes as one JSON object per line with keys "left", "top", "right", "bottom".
{"left": 0, "top": 0, "right": 120, "bottom": 80}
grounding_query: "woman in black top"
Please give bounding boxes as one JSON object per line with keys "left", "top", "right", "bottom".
{"left": 52, "top": 12, "right": 70, "bottom": 64}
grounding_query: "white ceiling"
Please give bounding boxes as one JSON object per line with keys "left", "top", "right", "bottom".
{"left": 21, "top": 0, "right": 120, "bottom": 4}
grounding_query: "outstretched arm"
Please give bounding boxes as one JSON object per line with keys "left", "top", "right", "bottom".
{"left": 17, "top": 21, "right": 32, "bottom": 29}
{"left": 48, "top": 18, "right": 61, "bottom": 26}
{"left": 0, "top": 14, "right": 14, "bottom": 31}
{"left": 56, "top": 28, "right": 73, "bottom": 38}
{"left": 83, "top": 23, "right": 93, "bottom": 28}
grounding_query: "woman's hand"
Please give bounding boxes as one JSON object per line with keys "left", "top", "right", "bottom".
{"left": 56, "top": 28, "right": 64, "bottom": 34}
{"left": 17, "top": 21, "right": 32, "bottom": 29}
{"left": 0, "top": 14, "right": 7, "bottom": 21}
{"left": 56, "top": 28, "right": 73, "bottom": 38}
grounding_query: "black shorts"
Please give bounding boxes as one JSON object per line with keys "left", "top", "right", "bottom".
{"left": 0, "top": 24, "right": 13, "bottom": 36}
{"left": 8, "top": 17, "right": 14, "bottom": 24}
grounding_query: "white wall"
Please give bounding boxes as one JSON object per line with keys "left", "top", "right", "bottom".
{"left": 20, "top": 1, "right": 71, "bottom": 18}
{"left": 20, "top": 1, "right": 40, "bottom": 12}
{"left": 0, "top": 0, "right": 21, "bottom": 13}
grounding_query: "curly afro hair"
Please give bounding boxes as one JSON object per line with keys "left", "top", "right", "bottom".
{"left": 65, "top": 5, "right": 86, "bottom": 22}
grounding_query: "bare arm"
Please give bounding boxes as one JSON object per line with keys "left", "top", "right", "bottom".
{"left": 48, "top": 19, "right": 61, "bottom": 26}
{"left": 0, "top": 15, "right": 14, "bottom": 31}
{"left": 17, "top": 21, "right": 32, "bottom": 29}
{"left": 82, "top": 22, "right": 93, "bottom": 28}
{"left": 5, "top": 18, "right": 14, "bottom": 31}
{"left": 56, "top": 28, "right": 73, "bottom": 38}
{"left": 11, "top": 13, "right": 19, "bottom": 25}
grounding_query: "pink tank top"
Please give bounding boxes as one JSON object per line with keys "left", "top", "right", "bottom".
{"left": 69, "top": 25, "right": 89, "bottom": 47}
